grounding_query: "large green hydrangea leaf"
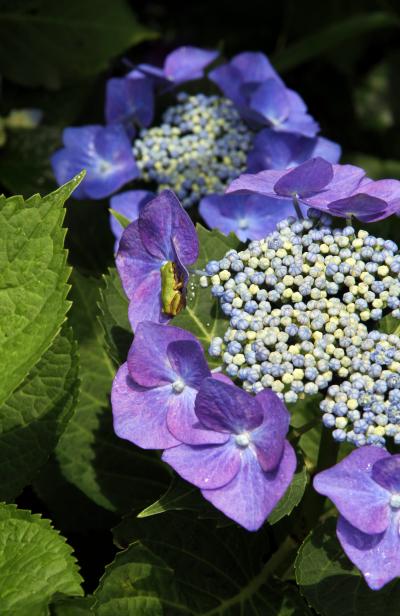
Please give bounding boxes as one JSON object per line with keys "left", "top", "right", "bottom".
{"left": 0, "top": 503, "right": 83, "bottom": 615}
{"left": 0, "top": 326, "right": 78, "bottom": 500}
{"left": 93, "top": 511, "right": 310, "bottom": 615}
{"left": 0, "top": 172, "right": 83, "bottom": 407}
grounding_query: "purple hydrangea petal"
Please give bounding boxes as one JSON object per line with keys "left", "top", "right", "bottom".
{"left": 138, "top": 190, "right": 198, "bottom": 264}
{"left": 162, "top": 440, "right": 241, "bottom": 490}
{"left": 247, "top": 130, "right": 341, "bottom": 173}
{"left": 312, "top": 137, "right": 341, "bottom": 163}
{"left": 278, "top": 113, "right": 320, "bottom": 138}
{"left": 231, "top": 51, "right": 282, "bottom": 84}
{"left": 128, "top": 322, "right": 196, "bottom": 387}
{"left": 138, "top": 192, "right": 175, "bottom": 260}
{"left": 167, "top": 340, "right": 210, "bottom": 389}
{"left": 166, "top": 387, "right": 231, "bottom": 446}
{"left": 202, "top": 441, "right": 296, "bottom": 531}
{"left": 328, "top": 194, "right": 390, "bottom": 222}
{"left": 248, "top": 79, "right": 290, "bottom": 126}
{"left": 136, "top": 63, "right": 167, "bottom": 82}
{"left": 195, "top": 378, "right": 263, "bottom": 434}
{"left": 337, "top": 514, "right": 400, "bottom": 590}
{"left": 251, "top": 389, "right": 290, "bottom": 471}
{"left": 116, "top": 220, "right": 160, "bottom": 299}
{"left": 127, "top": 270, "right": 168, "bottom": 332}
{"left": 371, "top": 455, "right": 400, "bottom": 493}
{"left": 313, "top": 446, "right": 391, "bottom": 535}
{"left": 105, "top": 75, "right": 154, "bottom": 128}
{"left": 226, "top": 169, "right": 286, "bottom": 197}
{"left": 274, "top": 157, "right": 334, "bottom": 198}
{"left": 305, "top": 164, "right": 367, "bottom": 209}
{"left": 110, "top": 189, "right": 154, "bottom": 251}
{"left": 199, "top": 192, "right": 302, "bottom": 241}
{"left": 164, "top": 46, "right": 218, "bottom": 84}
{"left": 51, "top": 148, "right": 88, "bottom": 200}
{"left": 208, "top": 64, "right": 243, "bottom": 107}
{"left": 112, "top": 363, "right": 179, "bottom": 449}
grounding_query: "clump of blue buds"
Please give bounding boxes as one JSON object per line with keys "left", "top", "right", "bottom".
{"left": 133, "top": 93, "right": 253, "bottom": 208}
{"left": 205, "top": 209, "right": 400, "bottom": 448}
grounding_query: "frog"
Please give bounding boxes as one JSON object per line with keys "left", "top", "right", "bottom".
{"left": 160, "top": 260, "right": 186, "bottom": 316}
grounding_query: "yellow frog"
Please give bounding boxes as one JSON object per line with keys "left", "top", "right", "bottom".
{"left": 160, "top": 261, "right": 185, "bottom": 316}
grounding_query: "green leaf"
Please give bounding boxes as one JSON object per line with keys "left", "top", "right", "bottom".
{"left": 109, "top": 208, "right": 131, "bottom": 230}
{"left": 52, "top": 271, "right": 169, "bottom": 513}
{"left": 272, "top": 13, "right": 399, "bottom": 72}
{"left": 0, "top": 326, "right": 78, "bottom": 500}
{"left": 51, "top": 596, "right": 94, "bottom": 615}
{"left": 173, "top": 225, "right": 242, "bottom": 366}
{"left": 295, "top": 518, "right": 400, "bottom": 616}
{"left": 268, "top": 453, "right": 308, "bottom": 525}
{"left": 0, "top": 172, "right": 83, "bottom": 408}
{"left": 102, "top": 511, "right": 308, "bottom": 615}
{"left": 98, "top": 268, "right": 132, "bottom": 365}
{"left": 0, "top": 503, "right": 83, "bottom": 615}
{"left": 379, "top": 314, "right": 400, "bottom": 336}
{"left": 0, "top": 0, "right": 157, "bottom": 89}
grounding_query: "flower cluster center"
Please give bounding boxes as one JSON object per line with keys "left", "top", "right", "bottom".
{"left": 172, "top": 378, "right": 185, "bottom": 393}
{"left": 133, "top": 93, "right": 253, "bottom": 208}
{"left": 235, "top": 432, "right": 251, "bottom": 448}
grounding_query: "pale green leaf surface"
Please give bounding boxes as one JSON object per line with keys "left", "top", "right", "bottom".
{"left": 0, "top": 172, "right": 83, "bottom": 407}
{"left": 0, "top": 503, "right": 82, "bottom": 616}
{"left": 98, "top": 268, "right": 132, "bottom": 366}
{"left": 0, "top": 326, "right": 78, "bottom": 500}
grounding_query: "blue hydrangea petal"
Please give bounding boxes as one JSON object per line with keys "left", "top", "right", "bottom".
{"left": 337, "top": 514, "right": 400, "bottom": 590}
{"left": 305, "top": 163, "right": 367, "bottom": 209}
{"left": 247, "top": 79, "right": 290, "bottom": 126}
{"left": 371, "top": 455, "right": 400, "bottom": 493}
{"left": 314, "top": 446, "right": 391, "bottom": 535}
{"left": 128, "top": 322, "right": 196, "bottom": 387}
{"left": 116, "top": 220, "right": 160, "bottom": 299}
{"left": 274, "top": 157, "right": 333, "bottom": 198}
{"left": 167, "top": 340, "right": 210, "bottom": 389}
{"left": 162, "top": 440, "right": 241, "bottom": 490}
{"left": 252, "top": 389, "right": 290, "bottom": 471}
{"left": 164, "top": 46, "right": 218, "bottom": 84}
{"left": 202, "top": 441, "right": 296, "bottom": 531}
{"left": 110, "top": 189, "right": 154, "bottom": 251}
{"left": 112, "top": 363, "right": 180, "bottom": 449}
{"left": 328, "top": 193, "right": 389, "bottom": 222}
{"left": 105, "top": 75, "right": 154, "bottom": 128}
{"left": 195, "top": 378, "right": 263, "bottom": 434}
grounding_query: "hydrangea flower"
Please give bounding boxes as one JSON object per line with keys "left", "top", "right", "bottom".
{"left": 116, "top": 190, "right": 198, "bottom": 330}
{"left": 51, "top": 125, "right": 139, "bottom": 199}
{"left": 314, "top": 447, "right": 400, "bottom": 590}
{"left": 326, "top": 178, "right": 400, "bottom": 222}
{"left": 112, "top": 321, "right": 222, "bottom": 449}
{"left": 247, "top": 129, "right": 341, "bottom": 173}
{"left": 105, "top": 73, "right": 155, "bottom": 131}
{"left": 209, "top": 52, "right": 319, "bottom": 137}
{"left": 199, "top": 192, "right": 306, "bottom": 241}
{"left": 227, "top": 157, "right": 366, "bottom": 213}
{"left": 137, "top": 46, "right": 218, "bottom": 86}
{"left": 162, "top": 377, "right": 296, "bottom": 531}
{"left": 110, "top": 189, "right": 154, "bottom": 251}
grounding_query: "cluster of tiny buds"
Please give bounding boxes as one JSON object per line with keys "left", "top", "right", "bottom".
{"left": 203, "top": 210, "right": 400, "bottom": 447}
{"left": 133, "top": 92, "right": 253, "bottom": 208}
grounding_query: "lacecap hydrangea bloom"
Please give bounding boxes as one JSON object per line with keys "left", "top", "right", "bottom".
{"left": 51, "top": 46, "right": 340, "bottom": 245}
{"left": 314, "top": 447, "right": 400, "bottom": 590}
{"left": 206, "top": 203, "right": 400, "bottom": 448}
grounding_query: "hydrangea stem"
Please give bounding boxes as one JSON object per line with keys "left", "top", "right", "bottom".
{"left": 292, "top": 195, "right": 304, "bottom": 220}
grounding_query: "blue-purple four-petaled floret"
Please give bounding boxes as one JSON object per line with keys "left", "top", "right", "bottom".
{"left": 314, "top": 447, "right": 400, "bottom": 590}
{"left": 112, "top": 320, "right": 296, "bottom": 531}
